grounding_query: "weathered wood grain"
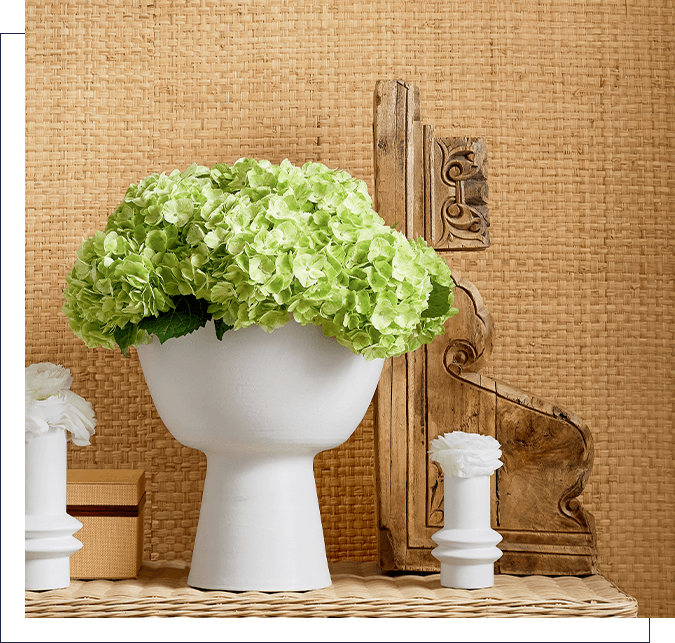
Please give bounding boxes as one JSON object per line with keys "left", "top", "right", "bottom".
{"left": 372, "top": 79, "right": 597, "bottom": 575}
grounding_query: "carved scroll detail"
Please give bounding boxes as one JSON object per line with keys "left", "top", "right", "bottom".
{"left": 432, "top": 138, "right": 490, "bottom": 250}
{"left": 441, "top": 274, "right": 494, "bottom": 375}
{"left": 443, "top": 340, "right": 479, "bottom": 373}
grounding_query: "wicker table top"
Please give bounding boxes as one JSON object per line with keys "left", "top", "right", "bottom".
{"left": 26, "top": 561, "right": 638, "bottom": 618}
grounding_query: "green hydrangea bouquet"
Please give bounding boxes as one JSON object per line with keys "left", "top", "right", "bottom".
{"left": 63, "top": 159, "right": 458, "bottom": 361}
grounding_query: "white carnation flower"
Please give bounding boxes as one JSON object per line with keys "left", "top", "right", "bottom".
{"left": 429, "top": 431, "right": 503, "bottom": 478}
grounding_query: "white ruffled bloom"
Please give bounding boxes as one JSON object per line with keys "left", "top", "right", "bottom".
{"left": 25, "top": 362, "right": 73, "bottom": 400}
{"left": 25, "top": 363, "right": 96, "bottom": 446}
{"left": 25, "top": 395, "right": 68, "bottom": 442}
{"left": 429, "top": 431, "right": 503, "bottom": 478}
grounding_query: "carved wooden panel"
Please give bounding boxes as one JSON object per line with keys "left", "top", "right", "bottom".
{"left": 431, "top": 137, "right": 489, "bottom": 249}
{"left": 373, "top": 79, "right": 597, "bottom": 575}
{"left": 372, "top": 79, "right": 489, "bottom": 251}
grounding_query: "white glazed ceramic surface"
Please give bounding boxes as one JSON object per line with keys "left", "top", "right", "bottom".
{"left": 431, "top": 475, "right": 503, "bottom": 589}
{"left": 137, "top": 320, "right": 383, "bottom": 454}
{"left": 137, "top": 319, "right": 384, "bottom": 591}
{"left": 25, "top": 427, "right": 83, "bottom": 590}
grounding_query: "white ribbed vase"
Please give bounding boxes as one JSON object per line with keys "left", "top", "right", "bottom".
{"left": 431, "top": 474, "right": 503, "bottom": 589}
{"left": 25, "top": 426, "right": 83, "bottom": 590}
{"left": 137, "top": 319, "right": 384, "bottom": 591}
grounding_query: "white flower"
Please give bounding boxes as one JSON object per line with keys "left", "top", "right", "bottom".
{"left": 57, "top": 390, "right": 97, "bottom": 446}
{"left": 25, "top": 395, "right": 68, "bottom": 443}
{"left": 429, "top": 431, "right": 503, "bottom": 478}
{"left": 25, "top": 363, "right": 96, "bottom": 446}
{"left": 25, "top": 363, "right": 73, "bottom": 400}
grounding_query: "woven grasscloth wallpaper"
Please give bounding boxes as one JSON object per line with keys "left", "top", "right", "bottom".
{"left": 25, "top": 0, "right": 673, "bottom": 617}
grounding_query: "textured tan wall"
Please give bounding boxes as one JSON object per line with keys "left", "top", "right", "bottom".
{"left": 26, "top": 0, "right": 673, "bottom": 616}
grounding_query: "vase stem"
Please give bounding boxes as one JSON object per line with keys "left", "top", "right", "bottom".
{"left": 188, "top": 452, "right": 330, "bottom": 591}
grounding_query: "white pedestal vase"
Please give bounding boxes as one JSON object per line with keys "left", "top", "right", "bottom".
{"left": 25, "top": 427, "right": 83, "bottom": 590}
{"left": 137, "top": 319, "right": 384, "bottom": 591}
{"left": 429, "top": 431, "right": 503, "bottom": 589}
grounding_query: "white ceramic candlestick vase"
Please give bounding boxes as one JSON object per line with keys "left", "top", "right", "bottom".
{"left": 429, "top": 431, "right": 503, "bottom": 589}
{"left": 137, "top": 319, "right": 384, "bottom": 591}
{"left": 25, "top": 427, "right": 83, "bottom": 590}
{"left": 431, "top": 475, "right": 503, "bottom": 589}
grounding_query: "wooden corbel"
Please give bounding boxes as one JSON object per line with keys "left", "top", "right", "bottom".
{"left": 373, "top": 79, "right": 597, "bottom": 575}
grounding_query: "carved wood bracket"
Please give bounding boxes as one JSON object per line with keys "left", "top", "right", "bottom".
{"left": 373, "top": 79, "right": 597, "bottom": 576}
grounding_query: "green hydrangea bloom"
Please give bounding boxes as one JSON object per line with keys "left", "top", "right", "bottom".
{"left": 63, "top": 159, "right": 458, "bottom": 360}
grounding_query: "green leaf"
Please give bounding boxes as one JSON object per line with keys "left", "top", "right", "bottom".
{"left": 421, "top": 281, "right": 452, "bottom": 319}
{"left": 214, "top": 318, "right": 235, "bottom": 340}
{"left": 114, "top": 324, "right": 138, "bottom": 358}
{"left": 138, "top": 295, "right": 211, "bottom": 343}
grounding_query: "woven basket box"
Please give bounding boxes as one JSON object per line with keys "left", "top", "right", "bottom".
{"left": 67, "top": 470, "right": 146, "bottom": 580}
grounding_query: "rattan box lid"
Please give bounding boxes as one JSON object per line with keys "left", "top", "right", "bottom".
{"left": 67, "top": 470, "right": 145, "bottom": 507}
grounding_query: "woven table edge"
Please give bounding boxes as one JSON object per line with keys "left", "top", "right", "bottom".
{"left": 25, "top": 563, "right": 639, "bottom": 618}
